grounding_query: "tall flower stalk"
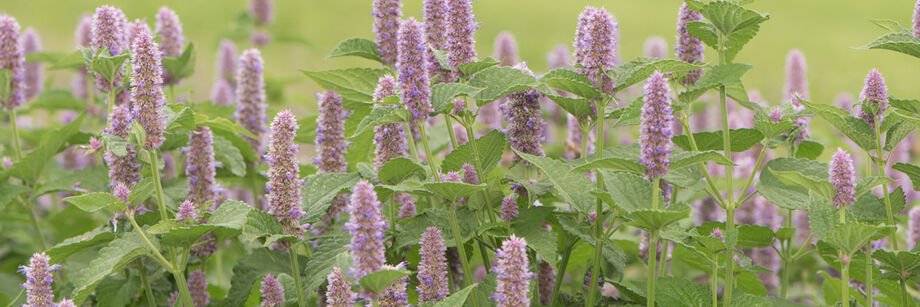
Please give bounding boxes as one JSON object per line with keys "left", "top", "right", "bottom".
{"left": 373, "top": 0, "right": 402, "bottom": 66}
{"left": 1, "top": 14, "right": 25, "bottom": 161}
{"left": 91, "top": 5, "right": 129, "bottom": 112}
{"left": 831, "top": 148, "right": 856, "bottom": 307}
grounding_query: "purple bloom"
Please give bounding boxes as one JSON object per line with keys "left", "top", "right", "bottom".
{"left": 565, "top": 114, "right": 594, "bottom": 159}
{"left": 251, "top": 0, "right": 274, "bottom": 26}
{"left": 326, "top": 267, "right": 357, "bottom": 307}
{"left": 373, "top": 0, "right": 402, "bottom": 65}
{"left": 71, "top": 15, "right": 92, "bottom": 100}
{"left": 494, "top": 31, "right": 519, "bottom": 67}
{"left": 211, "top": 79, "right": 236, "bottom": 106}
{"left": 113, "top": 183, "right": 131, "bottom": 203}
{"left": 835, "top": 92, "right": 856, "bottom": 112}
{"left": 453, "top": 123, "right": 468, "bottom": 146}
{"left": 446, "top": 0, "right": 477, "bottom": 81}
{"left": 418, "top": 227, "right": 449, "bottom": 302}
{"left": 21, "top": 28, "right": 42, "bottom": 101}
{"left": 784, "top": 49, "right": 809, "bottom": 103}
{"left": 639, "top": 71, "right": 673, "bottom": 178}
{"left": 574, "top": 7, "right": 617, "bottom": 94}
{"left": 500, "top": 195, "right": 518, "bottom": 222}
{"left": 126, "top": 19, "right": 150, "bottom": 49}
{"left": 267, "top": 111, "right": 307, "bottom": 236}
{"left": 769, "top": 108, "right": 783, "bottom": 123}
{"left": 373, "top": 76, "right": 408, "bottom": 169}
{"left": 492, "top": 235, "right": 533, "bottom": 307}
{"left": 915, "top": 0, "right": 920, "bottom": 38}
{"left": 461, "top": 163, "right": 479, "bottom": 184}
{"left": 236, "top": 49, "right": 268, "bottom": 153}
{"left": 643, "top": 36, "right": 668, "bottom": 59}
{"left": 252, "top": 29, "right": 272, "bottom": 46}
{"left": 189, "top": 269, "right": 210, "bottom": 307}
{"left": 346, "top": 180, "right": 387, "bottom": 280}
{"left": 397, "top": 18, "right": 431, "bottom": 125}
{"left": 503, "top": 62, "right": 545, "bottom": 162}
{"left": 58, "top": 299, "right": 76, "bottom": 307}
{"left": 538, "top": 261, "right": 555, "bottom": 306}
{"left": 0, "top": 14, "right": 25, "bottom": 109}
{"left": 424, "top": 0, "right": 449, "bottom": 79}
{"left": 91, "top": 6, "right": 128, "bottom": 104}
{"left": 105, "top": 105, "right": 140, "bottom": 186}
{"left": 479, "top": 102, "right": 502, "bottom": 130}
{"left": 909, "top": 206, "right": 920, "bottom": 249}
{"left": 397, "top": 192, "right": 416, "bottom": 218}
{"left": 379, "top": 263, "right": 409, "bottom": 306}
{"left": 187, "top": 127, "right": 217, "bottom": 208}
{"left": 441, "top": 171, "right": 462, "bottom": 183}
{"left": 177, "top": 199, "right": 197, "bottom": 222}
{"left": 315, "top": 90, "right": 349, "bottom": 173}
{"left": 675, "top": 3, "right": 704, "bottom": 85}
{"left": 547, "top": 45, "right": 571, "bottom": 70}
{"left": 18, "top": 253, "right": 60, "bottom": 307}
{"left": 260, "top": 274, "right": 285, "bottom": 307}
{"left": 830, "top": 148, "right": 856, "bottom": 208}
{"left": 156, "top": 7, "right": 184, "bottom": 84}
{"left": 859, "top": 69, "right": 888, "bottom": 124}
{"left": 711, "top": 228, "right": 723, "bottom": 239}
{"left": 216, "top": 39, "right": 238, "bottom": 86}
{"left": 129, "top": 28, "right": 166, "bottom": 149}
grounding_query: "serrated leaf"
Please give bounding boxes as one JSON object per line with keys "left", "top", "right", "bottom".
{"left": 195, "top": 114, "right": 257, "bottom": 139}
{"left": 686, "top": 21, "right": 718, "bottom": 51}
{"left": 212, "top": 134, "right": 246, "bottom": 177}
{"left": 599, "top": 171, "right": 656, "bottom": 213}
{"left": 94, "top": 274, "right": 139, "bottom": 307}
{"left": 358, "top": 269, "right": 411, "bottom": 294}
{"left": 795, "top": 140, "right": 824, "bottom": 160}
{"left": 351, "top": 106, "right": 408, "bottom": 137}
{"left": 672, "top": 128, "right": 764, "bottom": 152}
{"left": 378, "top": 157, "right": 426, "bottom": 185}
{"left": 442, "top": 130, "right": 506, "bottom": 175}
{"left": 419, "top": 283, "right": 478, "bottom": 307}
{"left": 544, "top": 94, "right": 595, "bottom": 119}
{"left": 655, "top": 276, "right": 712, "bottom": 307}
{"left": 226, "top": 249, "right": 298, "bottom": 306}
{"left": 670, "top": 150, "right": 736, "bottom": 170}
{"left": 45, "top": 227, "right": 116, "bottom": 263}
{"left": 758, "top": 158, "right": 828, "bottom": 210}
{"left": 91, "top": 50, "right": 129, "bottom": 89}
{"left": 539, "top": 68, "right": 600, "bottom": 98}
{"left": 165, "top": 105, "right": 195, "bottom": 131}
{"left": 890, "top": 97, "right": 920, "bottom": 114}
{"left": 769, "top": 168, "right": 835, "bottom": 202}
{"left": 679, "top": 64, "right": 753, "bottom": 103}
{"left": 613, "top": 96, "right": 643, "bottom": 127}
{"left": 161, "top": 42, "right": 196, "bottom": 81}
{"left": 628, "top": 208, "right": 691, "bottom": 231}
{"left": 3, "top": 114, "right": 85, "bottom": 183}
{"left": 513, "top": 149, "right": 595, "bottom": 213}
{"left": 71, "top": 231, "right": 149, "bottom": 303}
{"left": 424, "top": 182, "right": 485, "bottom": 201}
{"left": 242, "top": 207, "right": 284, "bottom": 240}
{"left": 569, "top": 157, "right": 645, "bottom": 175}
{"left": 860, "top": 30, "right": 920, "bottom": 59}
{"left": 824, "top": 223, "right": 883, "bottom": 256}
{"left": 873, "top": 249, "right": 920, "bottom": 275}
{"left": 302, "top": 173, "right": 361, "bottom": 222}
{"left": 754, "top": 113, "right": 795, "bottom": 139}
{"left": 302, "top": 229, "right": 352, "bottom": 295}
{"left": 893, "top": 162, "right": 920, "bottom": 191}
{"left": 612, "top": 57, "right": 704, "bottom": 92}
{"left": 736, "top": 224, "right": 775, "bottom": 248}
{"left": 699, "top": 1, "right": 769, "bottom": 61}
{"left": 329, "top": 38, "right": 381, "bottom": 62}
{"left": 301, "top": 68, "right": 391, "bottom": 104}
{"left": 468, "top": 66, "right": 540, "bottom": 104}
{"left": 883, "top": 112, "right": 916, "bottom": 151}
{"left": 511, "top": 207, "right": 558, "bottom": 266}
{"left": 430, "top": 83, "right": 484, "bottom": 114}
{"left": 800, "top": 100, "right": 877, "bottom": 151}
{"left": 63, "top": 192, "right": 126, "bottom": 213}
{"left": 0, "top": 181, "right": 30, "bottom": 212}
{"left": 458, "top": 57, "right": 500, "bottom": 76}
{"left": 855, "top": 176, "right": 895, "bottom": 198}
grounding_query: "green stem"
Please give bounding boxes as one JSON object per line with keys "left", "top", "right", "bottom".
{"left": 138, "top": 260, "right": 157, "bottom": 307}
{"left": 127, "top": 215, "right": 174, "bottom": 272}
{"left": 447, "top": 205, "right": 479, "bottom": 307}
{"left": 444, "top": 114, "right": 459, "bottom": 150}
{"left": 873, "top": 124, "right": 898, "bottom": 249}
{"left": 9, "top": 109, "right": 22, "bottom": 161}
{"left": 174, "top": 271, "right": 195, "bottom": 307}
{"left": 85, "top": 74, "right": 95, "bottom": 117}
{"left": 679, "top": 119, "right": 726, "bottom": 205}
{"left": 586, "top": 109, "right": 607, "bottom": 307}
{"left": 248, "top": 162, "right": 262, "bottom": 209}
{"left": 417, "top": 123, "right": 440, "bottom": 180}
{"left": 580, "top": 121, "right": 590, "bottom": 159}
{"left": 657, "top": 240, "right": 670, "bottom": 277}
{"left": 781, "top": 209, "right": 793, "bottom": 299}
{"left": 550, "top": 240, "right": 575, "bottom": 307}
{"left": 477, "top": 240, "right": 492, "bottom": 273}
{"left": 27, "top": 204, "right": 47, "bottom": 250}
{"left": 405, "top": 123, "right": 420, "bottom": 161}
{"left": 647, "top": 231, "right": 660, "bottom": 307}
{"left": 736, "top": 145, "right": 767, "bottom": 204}
{"left": 866, "top": 245, "right": 873, "bottom": 307}
{"left": 290, "top": 246, "right": 306, "bottom": 307}
{"left": 712, "top": 259, "right": 719, "bottom": 307}
{"left": 106, "top": 88, "right": 115, "bottom": 121}
{"left": 150, "top": 150, "right": 171, "bottom": 221}
{"left": 900, "top": 277, "right": 910, "bottom": 307}
{"left": 841, "top": 256, "right": 850, "bottom": 307}
{"left": 718, "top": 29, "right": 737, "bottom": 307}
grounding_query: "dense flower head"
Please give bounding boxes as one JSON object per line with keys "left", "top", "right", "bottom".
{"left": 643, "top": 36, "right": 668, "bottom": 59}
{"left": 236, "top": 49, "right": 268, "bottom": 153}
{"left": 105, "top": 105, "right": 141, "bottom": 186}
{"left": 397, "top": 18, "right": 431, "bottom": 125}
{"left": 769, "top": 108, "right": 783, "bottom": 123}
{"left": 217, "top": 39, "right": 238, "bottom": 85}
{"left": 92, "top": 6, "right": 128, "bottom": 56}
{"left": 267, "top": 110, "right": 307, "bottom": 236}
{"left": 19, "top": 253, "right": 60, "bottom": 307}
{"left": 156, "top": 7, "right": 184, "bottom": 84}
{"left": 315, "top": 90, "right": 350, "bottom": 173}
{"left": 326, "top": 267, "right": 357, "bottom": 307}
{"left": 538, "top": 262, "right": 555, "bottom": 306}
{"left": 260, "top": 274, "right": 285, "bottom": 307}
{"left": 639, "top": 71, "right": 673, "bottom": 178}
{"left": 859, "top": 69, "right": 888, "bottom": 124}
{"left": 479, "top": 102, "right": 502, "bottom": 130}
{"left": 189, "top": 269, "right": 210, "bottom": 307}
{"left": 783, "top": 49, "right": 809, "bottom": 102}
{"left": 417, "top": 227, "right": 449, "bottom": 302}
{"left": 379, "top": 263, "right": 410, "bottom": 306}
{"left": 373, "top": 76, "right": 408, "bottom": 169}
{"left": 547, "top": 44, "right": 571, "bottom": 70}
{"left": 492, "top": 235, "right": 533, "bottom": 307}
{"left": 211, "top": 79, "right": 236, "bottom": 106}
{"left": 909, "top": 206, "right": 920, "bottom": 249}
{"left": 460, "top": 163, "right": 479, "bottom": 184}
{"left": 915, "top": 0, "right": 920, "bottom": 38}
{"left": 446, "top": 0, "right": 477, "bottom": 80}
{"left": 0, "top": 14, "right": 25, "bottom": 109}
{"left": 441, "top": 171, "right": 462, "bottom": 183}
{"left": 830, "top": 148, "right": 856, "bottom": 208}
{"left": 503, "top": 62, "right": 545, "bottom": 162}
{"left": 500, "top": 195, "right": 518, "bottom": 221}
{"left": 251, "top": 0, "right": 274, "bottom": 26}
{"left": 346, "top": 180, "right": 388, "bottom": 280}
{"left": 675, "top": 3, "right": 704, "bottom": 85}
{"left": 494, "top": 31, "right": 519, "bottom": 66}
{"left": 58, "top": 299, "right": 76, "bottom": 307}
{"left": 21, "top": 28, "right": 42, "bottom": 101}
{"left": 113, "top": 183, "right": 131, "bottom": 204}
{"left": 574, "top": 6, "right": 617, "bottom": 94}
{"left": 126, "top": 19, "right": 150, "bottom": 50}
{"left": 397, "top": 192, "right": 416, "bottom": 218}
{"left": 187, "top": 126, "right": 217, "bottom": 208}
{"left": 177, "top": 199, "right": 197, "bottom": 222}
{"left": 129, "top": 28, "right": 166, "bottom": 149}
{"left": 76, "top": 15, "right": 93, "bottom": 48}
{"left": 373, "top": 0, "right": 402, "bottom": 65}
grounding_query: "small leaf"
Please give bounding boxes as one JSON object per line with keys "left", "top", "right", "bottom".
{"left": 768, "top": 168, "right": 836, "bottom": 202}
{"left": 613, "top": 96, "right": 643, "bottom": 127}
{"left": 468, "top": 66, "right": 540, "bottom": 104}
{"left": 378, "top": 157, "right": 426, "bottom": 185}
{"left": 161, "top": 42, "right": 196, "bottom": 80}
{"left": 442, "top": 130, "right": 507, "bottom": 175}
{"left": 699, "top": 1, "right": 769, "bottom": 61}
{"left": 671, "top": 128, "right": 764, "bottom": 152}
{"left": 539, "top": 68, "right": 600, "bottom": 98}
{"left": 795, "top": 140, "right": 824, "bottom": 160}
{"left": 855, "top": 176, "right": 895, "bottom": 198}
{"left": 612, "top": 57, "right": 704, "bottom": 92}
{"left": 419, "top": 283, "right": 478, "bottom": 307}
{"left": 758, "top": 158, "right": 828, "bottom": 210}
{"left": 800, "top": 99, "right": 877, "bottom": 151}
{"left": 424, "top": 182, "right": 485, "bottom": 201}
{"left": 824, "top": 223, "right": 884, "bottom": 256}
{"left": 513, "top": 149, "right": 595, "bottom": 213}
{"left": 873, "top": 249, "right": 920, "bottom": 275}
{"left": 351, "top": 106, "right": 409, "bottom": 137}
{"left": 678, "top": 63, "right": 753, "bottom": 103}
{"left": 892, "top": 163, "right": 920, "bottom": 191}
{"left": 545, "top": 94, "right": 595, "bottom": 119}
{"left": 328, "top": 38, "right": 382, "bottom": 63}
{"left": 0, "top": 181, "right": 30, "bottom": 212}
{"left": 212, "top": 134, "right": 247, "bottom": 177}
{"left": 628, "top": 208, "right": 691, "bottom": 232}
{"left": 736, "top": 224, "right": 775, "bottom": 248}
{"left": 458, "top": 57, "right": 500, "bottom": 76}
{"left": 430, "top": 83, "right": 484, "bottom": 114}
{"left": 301, "top": 68, "right": 391, "bottom": 104}
{"left": 91, "top": 49, "right": 129, "bottom": 88}
{"left": 63, "top": 192, "right": 126, "bottom": 213}
{"left": 358, "top": 269, "right": 411, "bottom": 294}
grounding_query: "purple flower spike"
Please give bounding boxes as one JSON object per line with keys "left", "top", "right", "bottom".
{"left": 113, "top": 183, "right": 131, "bottom": 204}
{"left": 492, "top": 235, "right": 533, "bottom": 307}
{"left": 346, "top": 180, "right": 387, "bottom": 280}
{"left": 446, "top": 0, "right": 477, "bottom": 80}
{"left": 260, "top": 274, "right": 285, "bottom": 307}
{"left": 315, "top": 90, "right": 349, "bottom": 173}
{"left": 397, "top": 192, "right": 416, "bottom": 218}
{"left": 251, "top": 0, "right": 274, "bottom": 26}
{"left": 178, "top": 199, "right": 197, "bottom": 222}
{"left": 547, "top": 45, "right": 572, "bottom": 70}
{"left": 326, "top": 267, "right": 357, "bottom": 307}
{"left": 908, "top": 206, "right": 920, "bottom": 249}
{"left": 424, "top": 0, "right": 449, "bottom": 78}
{"left": 72, "top": 16, "right": 93, "bottom": 100}
{"left": 461, "top": 163, "right": 479, "bottom": 184}
{"left": 156, "top": 7, "right": 184, "bottom": 83}
{"left": 417, "top": 227, "right": 449, "bottom": 302}
{"left": 236, "top": 49, "right": 268, "bottom": 153}
{"left": 211, "top": 79, "right": 236, "bottom": 106}
{"left": 373, "top": 76, "right": 408, "bottom": 169}
{"left": 643, "top": 36, "right": 668, "bottom": 59}
{"left": 500, "top": 195, "right": 518, "bottom": 222}
{"left": 783, "top": 49, "right": 809, "bottom": 103}
{"left": 189, "top": 269, "right": 210, "bottom": 307}
{"left": 711, "top": 228, "right": 723, "bottom": 239}
{"left": 126, "top": 19, "right": 150, "bottom": 49}
{"left": 676, "top": 3, "right": 704, "bottom": 85}
{"left": 373, "top": 0, "right": 402, "bottom": 65}
{"left": 129, "top": 28, "right": 166, "bottom": 149}
{"left": 19, "top": 253, "right": 60, "bottom": 307}
{"left": 639, "top": 71, "right": 673, "bottom": 179}
{"left": 538, "top": 262, "right": 555, "bottom": 306}
{"left": 453, "top": 123, "right": 469, "bottom": 146}
{"left": 379, "top": 263, "right": 409, "bottom": 306}
{"left": 915, "top": 0, "right": 920, "bottom": 38}
{"left": 21, "top": 28, "right": 42, "bottom": 101}
{"left": 0, "top": 15, "right": 25, "bottom": 109}
{"left": 494, "top": 31, "right": 519, "bottom": 67}
{"left": 859, "top": 69, "right": 888, "bottom": 124}
{"left": 830, "top": 148, "right": 856, "bottom": 208}
{"left": 574, "top": 6, "right": 618, "bottom": 94}
{"left": 397, "top": 18, "right": 431, "bottom": 125}
{"left": 216, "top": 39, "right": 238, "bottom": 86}
{"left": 105, "top": 105, "right": 140, "bottom": 186}
{"left": 58, "top": 299, "right": 76, "bottom": 307}
{"left": 267, "top": 111, "right": 307, "bottom": 236}
{"left": 441, "top": 171, "right": 462, "bottom": 183}
{"left": 769, "top": 108, "right": 783, "bottom": 123}
{"left": 187, "top": 127, "right": 217, "bottom": 208}
{"left": 91, "top": 6, "right": 128, "bottom": 103}
{"left": 503, "top": 62, "right": 545, "bottom": 162}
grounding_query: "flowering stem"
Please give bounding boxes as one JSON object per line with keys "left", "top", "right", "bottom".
{"left": 106, "top": 84, "right": 115, "bottom": 121}
{"left": 865, "top": 245, "right": 873, "bottom": 307}
{"left": 712, "top": 258, "right": 719, "bottom": 307}
{"left": 717, "top": 30, "right": 737, "bottom": 307}
{"left": 586, "top": 106, "right": 607, "bottom": 307}
{"left": 647, "top": 230, "right": 659, "bottom": 307}
{"left": 9, "top": 108, "right": 22, "bottom": 160}
{"left": 149, "top": 150, "right": 170, "bottom": 221}
{"left": 127, "top": 214, "right": 194, "bottom": 306}
{"left": 289, "top": 245, "right": 306, "bottom": 307}
{"left": 444, "top": 114, "right": 459, "bottom": 150}
{"left": 138, "top": 260, "right": 157, "bottom": 307}
{"left": 417, "top": 123, "right": 440, "bottom": 180}
{"left": 872, "top": 124, "right": 898, "bottom": 250}
{"left": 446, "top": 203, "right": 479, "bottom": 307}
{"left": 580, "top": 121, "right": 590, "bottom": 159}
{"left": 841, "top": 255, "right": 850, "bottom": 307}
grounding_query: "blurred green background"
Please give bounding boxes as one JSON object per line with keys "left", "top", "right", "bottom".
{"left": 3, "top": 0, "right": 920, "bottom": 132}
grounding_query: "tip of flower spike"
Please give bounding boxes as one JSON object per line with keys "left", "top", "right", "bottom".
{"left": 113, "top": 183, "right": 131, "bottom": 203}
{"left": 830, "top": 148, "right": 856, "bottom": 208}
{"left": 373, "top": 75, "right": 398, "bottom": 101}
{"left": 643, "top": 36, "right": 668, "bottom": 59}
{"left": 178, "top": 199, "right": 197, "bottom": 222}
{"left": 711, "top": 228, "right": 723, "bottom": 239}
{"left": 769, "top": 108, "right": 783, "bottom": 123}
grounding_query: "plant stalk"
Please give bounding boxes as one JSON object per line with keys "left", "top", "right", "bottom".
{"left": 444, "top": 114, "right": 459, "bottom": 150}
{"left": 138, "top": 260, "right": 157, "bottom": 307}
{"left": 290, "top": 246, "right": 306, "bottom": 307}
{"left": 446, "top": 204, "right": 479, "bottom": 307}
{"left": 712, "top": 259, "right": 719, "bottom": 307}
{"left": 900, "top": 276, "right": 910, "bottom": 307}
{"left": 405, "top": 123, "right": 420, "bottom": 161}
{"left": 150, "top": 150, "right": 171, "bottom": 220}
{"left": 866, "top": 245, "right": 873, "bottom": 307}
{"left": 647, "top": 230, "right": 660, "bottom": 307}
{"left": 586, "top": 105, "right": 607, "bottom": 307}
{"left": 872, "top": 122, "right": 898, "bottom": 250}
{"left": 550, "top": 239, "right": 575, "bottom": 307}
{"left": 9, "top": 109, "right": 22, "bottom": 161}
{"left": 417, "top": 123, "right": 440, "bottom": 179}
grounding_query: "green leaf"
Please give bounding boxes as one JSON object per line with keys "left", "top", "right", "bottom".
{"left": 757, "top": 158, "right": 828, "bottom": 210}
{"left": 736, "top": 224, "right": 775, "bottom": 248}
{"left": 442, "top": 130, "right": 506, "bottom": 175}
{"left": 795, "top": 140, "right": 824, "bottom": 160}
{"left": 27, "top": 50, "right": 85, "bottom": 70}
{"left": 62, "top": 192, "right": 125, "bottom": 213}
{"left": 302, "top": 173, "right": 361, "bottom": 222}
{"left": 205, "top": 200, "right": 252, "bottom": 240}
{"left": 212, "top": 134, "right": 246, "bottom": 177}
{"left": 431, "top": 48, "right": 451, "bottom": 71}
{"left": 855, "top": 176, "right": 895, "bottom": 198}
{"left": 655, "top": 276, "right": 712, "bottom": 307}
{"left": 71, "top": 231, "right": 149, "bottom": 304}
{"left": 570, "top": 157, "right": 645, "bottom": 175}
{"left": 45, "top": 227, "right": 115, "bottom": 263}
{"left": 430, "top": 83, "right": 484, "bottom": 114}
{"left": 328, "top": 38, "right": 381, "bottom": 62}
{"left": 195, "top": 114, "right": 257, "bottom": 139}
{"left": 670, "top": 150, "right": 736, "bottom": 170}
{"left": 242, "top": 207, "right": 284, "bottom": 240}
{"left": 825, "top": 223, "right": 883, "bottom": 256}
{"left": 873, "top": 249, "right": 920, "bottom": 275}
{"left": 94, "top": 274, "right": 139, "bottom": 307}
{"left": 91, "top": 49, "right": 129, "bottom": 88}
{"left": 699, "top": 1, "right": 769, "bottom": 61}
{"left": 736, "top": 272, "right": 768, "bottom": 296}
{"left": 894, "top": 162, "right": 920, "bottom": 191}
{"left": 754, "top": 112, "right": 795, "bottom": 139}
{"left": 358, "top": 269, "right": 411, "bottom": 294}
{"left": 303, "top": 229, "right": 352, "bottom": 295}
{"left": 301, "top": 68, "right": 391, "bottom": 104}
{"left": 0, "top": 68, "right": 12, "bottom": 101}
{"left": 768, "top": 168, "right": 835, "bottom": 202}
{"left": 0, "top": 181, "right": 30, "bottom": 212}
{"left": 468, "top": 66, "right": 540, "bottom": 104}
{"left": 458, "top": 57, "right": 500, "bottom": 76}
{"left": 25, "top": 89, "right": 86, "bottom": 112}
{"left": 226, "top": 249, "right": 298, "bottom": 306}
{"left": 161, "top": 42, "right": 196, "bottom": 81}
{"left": 539, "top": 68, "right": 600, "bottom": 98}
{"left": 378, "top": 157, "right": 426, "bottom": 185}
{"left": 678, "top": 64, "right": 753, "bottom": 103}
{"left": 612, "top": 57, "right": 704, "bottom": 92}
{"left": 351, "top": 106, "right": 409, "bottom": 137}
{"left": 800, "top": 100, "right": 877, "bottom": 151}
{"left": 424, "top": 182, "right": 485, "bottom": 201}
{"left": 628, "top": 208, "right": 691, "bottom": 232}
{"left": 511, "top": 207, "right": 558, "bottom": 266}
{"left": 686, "top": 21, "right": 718, "bottom": 52}
{"left": 808, "top": 193, "right": 838, "bottom": 240}
{"left": 3, "top": 114, "right": 85, "bottom": 183}
{"left": 545, "top": 94, "right": 595, "bottom": 119}
{"left": 890, "top": 97, "right": 920, "bottom": 114}
{"left": 419, "top": 283, "right": 478, "bottom": 307}
{"left": 557, "top": 215, "right": 628, "bottom": 277}
{"left": 600, "top": 171, "right": 655, "bottom": 213}
{"left": 295, "top": 115, "right": 319, "bottom": 144}
{"left": 613, "top": 96, "right": 643, "bottom": 127}
{"left": 672, "top": 128, "right": 763, "bottom": 152}
{"left": 513, "top": 149, "right": 595, "bottom": 213}
{"left": 860, "top": 30, "right": 920, "bottom": 59}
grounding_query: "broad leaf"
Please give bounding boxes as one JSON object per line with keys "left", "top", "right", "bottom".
{"left": 458, "top": 57, "right": 500, "bottom": 76}
{"left": 161, "top": 42, "right": 196, "bottom": 81}
{"left": 513, "top": 150, "right": 595, "bottom": 213}
{"left": 873, "top": 249, "right": 920, "bottom": 275}
{"left": 539, "top": 68, "right": 600, "bottom": 98}
{"left": 468, "top": 66, "right": 540, "bottom": 104}
{"left": 655, "top": 276, "right": 712, "bottom": 307}
{"left": 800, "top": 100, "right": 876, "bottom": 151}
{"left": 628, "top": 208, "right": 691, "bottom": 232}
{"left": 3, "top": 114, "right": 85, "bottom": 182}
{"left": 758, "top": 158, "right": 828, "bottom": 210}
{"left": 378, "top": 157, "right": 426, "bottom": 185}
{"left": 672, "top": 129, "right": 764, "bottom": 152}
{"left": 226, "top": 249, "right": 299, "bottom": 306}
{"left": 570, "top": 157, "right": 645, "bottom": 175}
{"left": 329, "top": 38, "right": 382, "bottom": 62}
{"left": 63, "top": 192, "right": 125, "bottom": 213}
{"left": 893, "top": 162, "right": 920, "bottom": 191}
{"left": 358, "top": 269, "right": 411, "bottom": 294}
{"left": 670, "top": 150, "right": 736, "bottom": 170}
{"left": 612, "top": 57, "right": 703, "bottom": 92}
{"left": 302, "top": 173, "right": 361, "bottom": 222}
{"left": 212, "top": 134, "right": 247, "bottom": 177}
{"left": 442, "top": 130, "right": 507, "bottom": 175}
{"left": 71, "top": 231, "right": 149, "bottom": 303}
{"left": 301, "top": 68, "right": 391, "bottom": 104}
{"left": 824, "top": 223, "right": 883, "bottom": 256}
{"left": 678, "top": 64, "right": 753, "bottom": 103}
{"left": 860, "top": 30, "right": 920, "bottom": 59}
{"left": 351, "top": 106, "right": 409, "bottom": 137}
{"left": 699, "top": 1, "right": 770, "bottom": 61}
{"left": 430, "top": 83, "right": 484, "bottom": 114}
{"left": 768, "top": 168, "right": 835, "bottom": 202}
{"left": 46, "top": 227, "right": 115, "bottom": 263}
{"left": 423, "top": 182, "right": 485, "bottom": 201}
